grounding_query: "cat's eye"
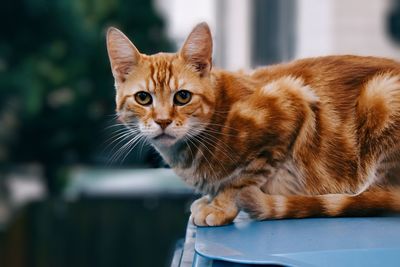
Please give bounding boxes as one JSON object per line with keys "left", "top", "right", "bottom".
{"left": 174, "top": 90, "right": 192, "bottom": 106}
{"left": 134, "top": 91, "right": 152, "bottom": 106}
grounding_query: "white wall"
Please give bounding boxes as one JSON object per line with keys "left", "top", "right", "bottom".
{"left": 154, "top": 0, "right": 217, "bottom": 53}
{"left": 296, "top": 0, "right": 400, "bottom": 59}
{"left": 216, "top": 0, "right": 252, "bottom": 70}
{"left": 296, "top": 0, "right": 334, "bottom": 58}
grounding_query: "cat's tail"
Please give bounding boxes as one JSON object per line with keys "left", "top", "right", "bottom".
{"left": 236, "top": 186, "right": 400, "bottom": 219}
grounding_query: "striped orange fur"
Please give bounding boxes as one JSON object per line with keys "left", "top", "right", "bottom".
{"left": 107, "top": 23, "right": 400, "bottom": 226}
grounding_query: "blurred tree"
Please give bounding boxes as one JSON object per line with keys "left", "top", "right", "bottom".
{"left": 0, "top": 0, "right": 171, "bottom": 194}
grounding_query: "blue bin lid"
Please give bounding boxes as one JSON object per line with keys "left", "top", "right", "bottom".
{"left": 194, "top": 214, "right": 400, "bottom": 266}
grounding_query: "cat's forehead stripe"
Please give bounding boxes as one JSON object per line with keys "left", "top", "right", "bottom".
{"left": 145, "top": 75, "right": 150, "bottom": 92}
{"left": 155, "top": 62, "right": 162, "bottom": 87}
{"left": 147, "top": 59, "right": 176, "bottom": 93}
{"left": 167, "top": 61, "right": 173, "bottom": 88}
{"left": 149, "top": 63, "right": 157, "bottom": 93}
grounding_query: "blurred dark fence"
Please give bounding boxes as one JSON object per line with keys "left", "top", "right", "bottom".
{"left": 0, "top": 195, "right": 194, "bottom": 267}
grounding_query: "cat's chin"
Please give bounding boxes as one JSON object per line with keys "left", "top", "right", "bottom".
{"left": 151, "top": 133, "right": 178, "bottom": 147}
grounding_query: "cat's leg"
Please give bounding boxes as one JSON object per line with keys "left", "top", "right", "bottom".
{"left": 190, "top": 188, "right": 239, "bottom": 226}
{"left": 237, "top": 186, "right": 400, "bottom": 219}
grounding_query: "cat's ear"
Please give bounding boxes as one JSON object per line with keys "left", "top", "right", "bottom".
{"left": 106, "top": 27, "right": 141, "bottom": 82}
{"left": 180, "top": 22, "right": 213, "bottom": 76}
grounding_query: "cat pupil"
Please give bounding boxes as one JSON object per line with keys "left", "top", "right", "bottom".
{"left": 179, "top": 91, "right": 188, "bottom": 99}
{"left": 139, "top": 93, "right": 147, "bottom": 100}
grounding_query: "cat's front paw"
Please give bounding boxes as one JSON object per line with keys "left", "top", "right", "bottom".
{"left": 190, "top": 196, "right": 237, "bottom": 226}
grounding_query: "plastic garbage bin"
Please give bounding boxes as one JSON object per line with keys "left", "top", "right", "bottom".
{"left": 172, "top": 213, "right": 400, "bottom": 267}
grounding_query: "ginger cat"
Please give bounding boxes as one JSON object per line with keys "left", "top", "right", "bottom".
{"left": 106, "top": 22, "right": 400, "bottom": 226}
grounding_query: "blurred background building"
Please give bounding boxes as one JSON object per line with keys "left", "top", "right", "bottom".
{"left": 2, "top": 0, "right": 400, "bottom": 266}
{"left": 157, "top": 0, "right": 400, "bottom": 71}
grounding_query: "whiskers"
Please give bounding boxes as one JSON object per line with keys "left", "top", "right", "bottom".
{"left": 101, "top": 122, "right": 149, "bottom": 165}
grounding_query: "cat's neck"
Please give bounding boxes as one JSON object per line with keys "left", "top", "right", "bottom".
{"left": 153, "top": 139, "right": 192, "bottom": 167}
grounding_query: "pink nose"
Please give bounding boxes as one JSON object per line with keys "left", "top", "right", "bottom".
{"left": 155, "top": 119, "right": 172, "bottom": 130}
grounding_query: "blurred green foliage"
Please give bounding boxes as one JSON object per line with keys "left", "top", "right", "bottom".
{"left": 0, "top": 0, "right": 171, "bottom": 193}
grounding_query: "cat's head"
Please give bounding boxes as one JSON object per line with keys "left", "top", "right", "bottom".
{"left": 106, "top": 23, "right": 215, "bottom": 148}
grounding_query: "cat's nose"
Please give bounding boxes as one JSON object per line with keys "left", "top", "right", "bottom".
{"left": 155, "top": 119, "right": 172, "bottom": 130}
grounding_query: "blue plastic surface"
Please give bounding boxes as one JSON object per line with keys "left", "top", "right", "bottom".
{"left": 194, "top": 215, "right": 400, "bottom": 266}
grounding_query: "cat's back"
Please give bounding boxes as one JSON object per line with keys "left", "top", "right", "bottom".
{"left": 252, "top": 55, "right": 400, "bottom": 88}
{"left": 250, "top": 55, "right": 400, "bottom": 118}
